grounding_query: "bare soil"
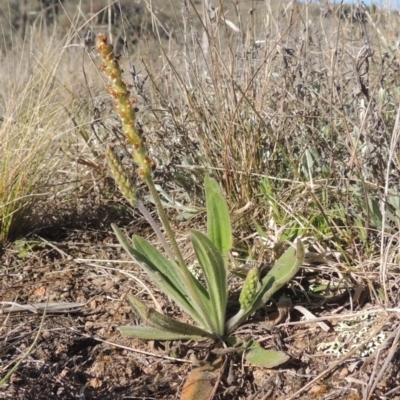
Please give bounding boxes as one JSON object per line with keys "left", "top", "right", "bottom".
{"left": 1, "top": 208, "right": 400, "bottom": 400}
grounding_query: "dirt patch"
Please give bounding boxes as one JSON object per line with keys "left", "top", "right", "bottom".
{"left": 2, "top": 222, "right": 400, "bottom": 399}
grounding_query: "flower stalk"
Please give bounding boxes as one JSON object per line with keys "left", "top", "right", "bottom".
{"left": 96, "top": 33, "right": 304, "bottom": 342}
{"left": 97, "top": 34, "right": 151, "bottom": 179}
{"left": 97, "top": 34, "right": 222, "bottom": 334}
{"left": 106, "top": 147, "right": 137, "bottom": 207}
{"left": 97, "top": 33, "right": 186, "bottom": 269}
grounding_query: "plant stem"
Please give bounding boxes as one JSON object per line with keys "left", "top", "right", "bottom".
{"left": 145, "top": 176, "right": 187, "bottom": 269}
{"left": 136, "top": 200, "right": 175, "bottom": 262}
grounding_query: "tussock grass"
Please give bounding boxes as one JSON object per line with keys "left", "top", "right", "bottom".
{"left": 0, "top": 7, "right": 88, "bottom": 244}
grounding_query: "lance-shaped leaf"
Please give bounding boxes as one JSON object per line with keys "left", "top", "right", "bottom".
{"left": 112, "top": 224, "right": 208, "bottom": 327}
{"left": 133, "top": 234, "right": 206, "bottom": 301}
{"left": 113, "top": 224, "right": 186, "bottom": 296}
{"left": 132, "top": 234, "right": 217, "bottom": 333}
{"left": 259, "top": 240, "right": 305, "bottom": 304}
{"left": 191, "top": 230, "right": 227, "bottom": 336}
{"left": 120, "top": 295, "right": 215, "bottom": 340}
{"left": 205, "top": 176, "right": 232, "bottom": 258}
{"left": 119, "top": 326, "right": 207, "bottom": 341}
{"left": 226, "top": 240, "right": 304, "bottom": 333}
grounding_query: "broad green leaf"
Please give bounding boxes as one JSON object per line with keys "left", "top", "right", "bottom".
{"left": 112, "top": 223, "right": 139, "bottom": 259}
{"left": 226, "top": 240, "right": 304, "bottom": 333}
{"left": 191, "top": 230, "right": 227, "bottom": 336}
{"left": 125, "top": 295, "right": 214, "bottom": 339}
{"left": 119, "top": 326, "right": 206, "bottom": 341}
{"left": 205, "top": 176, "right": 232, "bottom": 258}
{"left": 116, "top": 225, "right": 218, "bottom": 334}
{"left": 225, "top": 338, "right": 289, "bottom": 367}
{"left": 259, "top": 240, "right": 304, "bottom": 304}
{"left": 140, "top": 266, "right": 203, "bottom": 326}
{"left": 125, "top": 294, "right": 152, "bottom": 324}
{"left": 133, "top": 233, "right": 210, "bottom": 302}
{"left": 113, "top": 225, "right": 186, "bottom": 297}
{"left": 244, "top": 341, "right": 290, "bottom": 367}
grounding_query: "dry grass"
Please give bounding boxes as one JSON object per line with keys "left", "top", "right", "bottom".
{"left": 0, "top": 1, "right": 119, "bottom": 244}
{"left": 2, "top": 0, "right": 400, "bottom": 399}
{"left": 127, "top": 0, "right": 400, "bottom": 297}
{"left": 0, "top": 23, "right": 70, "bottom": 243}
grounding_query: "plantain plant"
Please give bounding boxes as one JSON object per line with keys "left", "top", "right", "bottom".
{"left": 97, "top": 34, "right": 304, "bottom": 366}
